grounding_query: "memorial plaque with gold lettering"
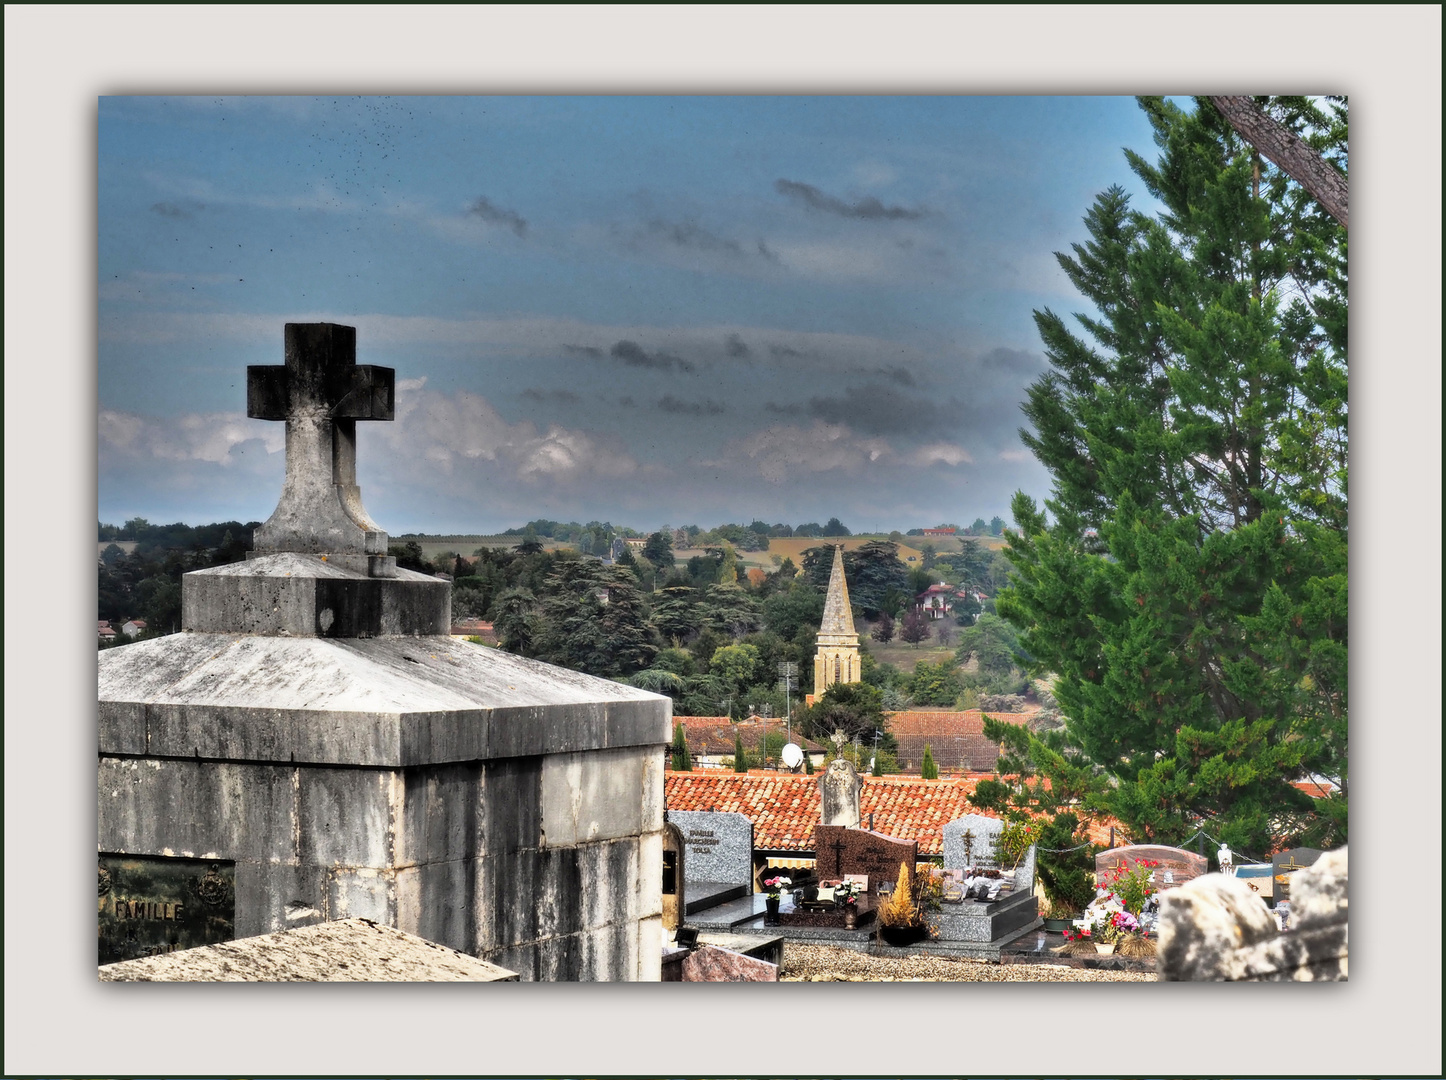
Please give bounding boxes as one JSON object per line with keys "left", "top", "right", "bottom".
{"left": 98, "top": 854, "right": 235, "bottom": 965}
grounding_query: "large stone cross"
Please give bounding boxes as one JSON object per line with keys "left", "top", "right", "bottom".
{"left": 247, "top": 323, "right": 395, "bottom": 568}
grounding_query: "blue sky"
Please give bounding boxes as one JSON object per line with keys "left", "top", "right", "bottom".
{"left": 98, "top": 95, "right": 1167, "bottom": 534}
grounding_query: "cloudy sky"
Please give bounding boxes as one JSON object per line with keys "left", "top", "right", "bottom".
{"left": 98, "top": 95, "right": 1168, "bottom": 534}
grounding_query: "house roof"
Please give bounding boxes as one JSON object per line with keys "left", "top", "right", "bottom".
{"left": 664, "top": 772, "right": 992, "bottom": 854}
{"left": 887, "top": 710, "right": 1004, "bottom": 770}
{"left": 673, "top": 715, "right": 826, "bottom": 757}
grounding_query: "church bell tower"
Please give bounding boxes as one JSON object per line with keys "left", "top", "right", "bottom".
{"left": 814, "top": 544, "right": 861, "bottom": 694}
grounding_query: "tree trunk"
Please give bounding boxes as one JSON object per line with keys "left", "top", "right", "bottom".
{"left": 1209, "top": 96, "right": 1348, "bottom": 230}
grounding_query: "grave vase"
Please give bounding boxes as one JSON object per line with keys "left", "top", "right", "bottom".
{"left": 1095, "top": 941, "right": 1116, "bottom": 955}
{"left": 844, "top": 906, "right": 858, "bottom": 930}
{"left": 764, "top": 895, "right": 781, "bottom": 926}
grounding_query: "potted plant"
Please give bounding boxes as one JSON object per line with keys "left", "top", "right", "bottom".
{"left": 762, "top": 874, "right": 790, "bottom": 926}
{"left": 836, "top": 881, "right": 860, "bottom": 929}
{"left": 876, "top": 861, "right": 928, "bottom": 946}
{"left": 1090, "top": 909, "right": 1139, "bottom": 954}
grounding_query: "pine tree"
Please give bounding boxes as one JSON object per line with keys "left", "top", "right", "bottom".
{"left": 921, "top": 743, "right": 938, "bottom": 780}
{"left": 998, "top": 97, "right": 1348, "bottom": 855}
{"left": 671, "top": 722, "right": 692, "bottom": 771}
{"left": 733, "top": 729, "right": 748, "bottom": 772}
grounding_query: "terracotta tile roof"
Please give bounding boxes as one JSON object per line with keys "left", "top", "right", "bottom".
{"left": 664, "top": 773, "right": 993, "bottom": 855}
{"left": 885, "top": 710, "right": 1035, "bottom": 772}
{"left": 673, "top": 716, "right": 825, "bottom": 757}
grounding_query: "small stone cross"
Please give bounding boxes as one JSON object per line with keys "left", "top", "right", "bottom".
{"left": 247, "top": 323, "right": 395, "bottom": 567}
{"left": 831, "top": 730, "right": 848, "bottom": 752}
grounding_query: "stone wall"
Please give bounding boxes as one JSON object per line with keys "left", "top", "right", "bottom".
{"left": 1156, "top": 846, "right": 1347, "bottom": 981}
{"left": 99, "top": 745, "right": 664, "bottom": 981}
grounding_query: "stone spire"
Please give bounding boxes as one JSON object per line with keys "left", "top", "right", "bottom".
{"left": 814, "top": 544, "right": 860, "bottom": 693}
{"left": 819, "top": 544, "right": 858, "bottom": 641}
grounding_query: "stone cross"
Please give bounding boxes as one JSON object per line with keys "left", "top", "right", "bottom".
{"left": 830, "top": 730, "right": 848, "bottom": 753}
{"left": 961, "top": 828, "right": 976, "bottom": 867}
{"left": 247, "top": 323, "right": 396, "bottom": 571}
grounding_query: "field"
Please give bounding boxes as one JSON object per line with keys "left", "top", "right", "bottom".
{"left": 864, "top": 640, "right": 958, "bottom": 670}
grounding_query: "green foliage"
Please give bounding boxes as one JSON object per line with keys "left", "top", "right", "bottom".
{"left": 921, "top": 743, "right": 938, "bottom": 780}
{"left": 534, "top": 560, "right": 658, "bottom": 677}
{"left": 671, "top": 722, "right": 692, "bottom": 771}
{"left": 997, "top": 96, "right": 1349, "bottom": 854}
{"left": 733, "top": 729, "right": 748, "bottom": 772}
{"left": 909, "top": 659, "right": 963, "bottom": 707}
{"left": 795, "top": 682, "right": 891, "bottom": 748}
{"left": 642, "top": 529, "right": 675, "bottom": 567}
{"left": 710, "top": 643, "right": 761, "bottom": 693}
{"left": 954, "top": 613, "right": 1024, "bottom": 677}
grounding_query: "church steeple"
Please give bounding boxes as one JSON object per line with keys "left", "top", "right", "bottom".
{"left": 814, "top": 544, "right": 860, "bottom": 693}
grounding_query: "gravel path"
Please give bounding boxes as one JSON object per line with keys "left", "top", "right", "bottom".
{"left": 781, "top": 943, "right": 1156, "bottom": 982}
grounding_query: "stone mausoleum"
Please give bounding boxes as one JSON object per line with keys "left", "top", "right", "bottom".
{"left": 98, "top": 323, "right": 671, "bottom": 980}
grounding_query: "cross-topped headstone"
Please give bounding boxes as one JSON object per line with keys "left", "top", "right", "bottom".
{"left": 247, "top": 323, "right": 395, "bottom": 569}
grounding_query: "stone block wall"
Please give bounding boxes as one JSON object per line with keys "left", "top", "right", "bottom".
{"left": 99, "top": 733, "right": 665, "bottom": 981}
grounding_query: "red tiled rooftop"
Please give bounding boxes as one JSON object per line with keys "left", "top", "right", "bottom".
{"left": 664, "top": 772, "right": 994, "bottom": 854}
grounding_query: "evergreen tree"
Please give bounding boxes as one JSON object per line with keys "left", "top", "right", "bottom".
{"left": 733, "top": 729, "right": 748, "bottom": 772}
{"left": 921, "top": 743, "right": 938, "bottom": 780}
{"left": 671, "top": 722, "right": 692, "bottom": 771}
{"left": 997, "top": 97, "right": 1348, "bottom": 855}
{"left": 642, "top": 529, "right": 675, "bottom": 567}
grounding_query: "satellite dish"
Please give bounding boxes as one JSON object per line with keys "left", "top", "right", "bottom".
{"left": 781, "top": 743, "right": 804, "bottom": 769}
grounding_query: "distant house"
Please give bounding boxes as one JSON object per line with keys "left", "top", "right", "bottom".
{"left": 886, "top": 709, "right": 1036, "bottom": 773}
{"left": 671, "top": 715, "right": 826, "bottom": 770}
{"left": 921, "top": 527, "right": 957, "bottom": 537}
{"left": 98, "top": 621, "right": 117, "bottom": 642}
{"left": 915, "top": 582, "right": 968, "bottom": 619}
{"left": 121, "top": 619, "right": 147, "bottom": 638}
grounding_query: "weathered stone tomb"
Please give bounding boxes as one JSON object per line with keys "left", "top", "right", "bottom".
{"left": 98, "top": 323, "right": 671, "bottom": 980}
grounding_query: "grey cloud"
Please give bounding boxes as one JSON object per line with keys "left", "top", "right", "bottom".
{"left": 521, "top": 387, "right": 581, "bottom": 405}
{"left": 981, "top": 346, "right": 1045, "bottom": 373}
{"left": 769, "top": 344, "right": 805, "bottom": 358}
{"left": 726, "top": 334, "right": 751, "bottom": 358}
{"left": 770, "top": 384, "right": 959, "bottom": 437}
{"left": 658, "top": 395, "right": 726, "bottom": 417}
{"left": 468, "top": 196, "right": 528, "bottom": 238}
{"left": 609, "top": 340, "right": 696, "bottom": 374}
{"left": 775, "top": 179, "right": 925, "bottom": 221}
{"left": 618, "top": 395, "right": 636, "bottom": 407}
{"left": 563, "top": 344, "right": 604, "bottom": 358}
{"left": 644, "top": 219, "right": 779, "bottom": 264}
{"left": 875, "top": 364, "right": 915, "bottom": 387}
{"left": 150, "top": 201, "right": 203, "bottom": 219}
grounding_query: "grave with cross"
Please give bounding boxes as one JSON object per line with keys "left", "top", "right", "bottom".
{"left": 98, "top": 321, "right": 673, "bottom": 981}
{"left": 247, "top": 322, "right": 396, "bottom": 572}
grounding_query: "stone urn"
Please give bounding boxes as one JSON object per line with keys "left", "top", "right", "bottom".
{"left": 1095, "top": 941, "right": 1116, "bottom": 955}
{"left": 844, "top": 905, "right": 858, "bottom": 930}
{"left": 764, "top": 895, "right": 781, "bottom": 926}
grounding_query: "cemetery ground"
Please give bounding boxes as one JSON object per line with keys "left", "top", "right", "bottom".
{"left": 781, "top": 943, "right": 1152, "bottom": 981}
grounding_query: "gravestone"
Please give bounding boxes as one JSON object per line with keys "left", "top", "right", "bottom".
{"left": 1096, "top": 845, "right": 1208, "bottom": 891}
{"left": 818, "top": 756, "right": 862, "bottom": 827}
{"left": 942, "top": 814, "right": 1036, "bottom": 894}
{"left": 661, "top": 821, "right": 686, "bottom": 932}
{"left": 98, "top": 322, "right": 672, "bottom": 981}
{"left": 813, "top": 824, "right": 916, "bottom": 893}
{"left": 680, "top": 944, "right": 779, "bottom": 982}
{"left": 667, "top": 810, "right": 753, "bottom": 889}
{"left": 1271, "top": 847, "right": 1324, "bottom": 904}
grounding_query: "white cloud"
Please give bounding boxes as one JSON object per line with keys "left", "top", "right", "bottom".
{"left": 711, "top": 421, "right": 896, "bottom": 483}
{"left": 997, "top": 448, "right": 1033, "bottom": 463}
{"left": 98, "top": 408, "right": 282, "bottom": 464}
{"left": 909, "top": 442, "right": 973, "bottom": 467}
{"left": 381, "top": 378, "right": 638, "bottom": 485}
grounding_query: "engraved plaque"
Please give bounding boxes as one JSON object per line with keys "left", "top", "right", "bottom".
{"left": 98, "top": 853, "right": 235, "bottom": 965}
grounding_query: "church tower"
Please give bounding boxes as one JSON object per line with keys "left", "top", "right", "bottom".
{"left": 814, "top": 544, "right": 861, "bottom": 694}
